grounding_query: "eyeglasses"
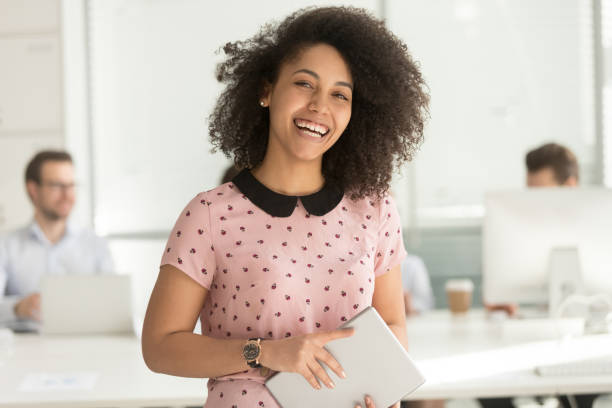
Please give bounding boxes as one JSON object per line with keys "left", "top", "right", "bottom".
{"left": 39, "top": 181, "right": 77, "bottom": 192}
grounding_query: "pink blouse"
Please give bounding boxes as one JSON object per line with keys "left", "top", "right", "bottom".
{"left": 160, "top": 177, "right": 406, "bottom": 408}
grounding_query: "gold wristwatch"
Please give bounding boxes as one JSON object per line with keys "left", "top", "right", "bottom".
{"left": 242, "top": 337, "right": 262, "bottom": 368}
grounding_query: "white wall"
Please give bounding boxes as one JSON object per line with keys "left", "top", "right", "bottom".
{"left": 0, "top": 0, "right": 64, "bottom": 232}
{"left": 603, "top": 0, "right": 612, "bottom": 186}
{"left": 388, "top": 0, "right": 597, "bottom": 228}
{"left": 88, "top": 0, "right": 379, "bottom": 236}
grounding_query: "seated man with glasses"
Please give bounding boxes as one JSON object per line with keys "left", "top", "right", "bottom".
{"left": 0, "top": 150, "right": 114, "bottom": 326}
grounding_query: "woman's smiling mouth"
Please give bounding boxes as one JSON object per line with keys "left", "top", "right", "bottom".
{"left": 294, "top": 118, "right": 330, "bottom": 138}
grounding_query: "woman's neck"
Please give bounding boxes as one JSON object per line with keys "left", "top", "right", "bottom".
{"left": 251, "top": 157, "right": 325, "bottom": 196}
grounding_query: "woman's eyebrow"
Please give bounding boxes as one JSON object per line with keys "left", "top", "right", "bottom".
{"left": 292, "top": 69, "right": 353, "bottom": 91}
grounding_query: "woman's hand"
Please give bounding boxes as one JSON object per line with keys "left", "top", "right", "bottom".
{"left": 259, "top": 328, "right": 354, "bottom": 390}
{"left": 355, "top": 395, "right": 400, "bottom": 408}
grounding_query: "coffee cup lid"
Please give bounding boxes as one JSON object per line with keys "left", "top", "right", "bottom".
{"left": 445, "top": 279, "right": 474, "bottom": 291}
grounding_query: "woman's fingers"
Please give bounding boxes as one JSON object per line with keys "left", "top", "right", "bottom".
{"left": 355, "top": 395, "right": 378, "bottom": 408}
{"left": 298, "top": 365, "right": 321, "bottom": 390}
{"left": 307, "top": 359, "right": 335, "bottom": 389}
{"left": 355, "top": 395, "right": 377, "bottom": 408}
{"left": 315, "top": 346, "right": 346, "bottom": 379}
{"left": 318, "top": 327, "right": 355, "bottom": 345}
{"left": 294, "top": 328, "right": 354, "bottom": 390}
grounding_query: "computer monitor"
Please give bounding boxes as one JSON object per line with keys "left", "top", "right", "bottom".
{"left": 482, "top": 188, "right": 612, "bottom": 306}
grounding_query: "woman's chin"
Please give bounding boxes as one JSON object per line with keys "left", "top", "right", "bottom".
{"left": 288, "top": 150, "right": 326, "bottom": 163}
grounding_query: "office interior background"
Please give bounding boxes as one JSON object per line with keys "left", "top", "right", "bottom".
{"left": 0, "top": 0, "right": 611, "bottom": 322}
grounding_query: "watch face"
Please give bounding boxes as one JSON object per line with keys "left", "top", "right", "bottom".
{"left": 243, "top": 342, "right": 260, "bottom": 360}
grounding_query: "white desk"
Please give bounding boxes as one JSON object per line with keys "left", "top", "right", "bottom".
{"left": 406, "top": 310, "right": 612, "bottom": 400}
{"left": 1, "top": 310, "right": 611, "bottom": 407}
{"left": 0, "top": 333, "right": 205, "bottom": 408}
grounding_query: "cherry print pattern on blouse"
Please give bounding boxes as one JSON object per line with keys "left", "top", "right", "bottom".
{"left": 206, "top": 378, "right": 279, "bottom": 408}
{"left": 160, "top": 183, "right": 406, "bottom": 408}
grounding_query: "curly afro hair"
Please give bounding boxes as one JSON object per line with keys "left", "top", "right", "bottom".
{"left": 209, "top": 6, "right": 429, "bottom": 200}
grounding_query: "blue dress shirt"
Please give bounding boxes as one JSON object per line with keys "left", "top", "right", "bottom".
{"left": 401, "top": 254, "right": 435, "bottom": 312}
{"left": 0, "top": 220, "right": 114, "bottom": 323}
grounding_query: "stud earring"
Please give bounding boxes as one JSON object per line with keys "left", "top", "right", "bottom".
{"left": 260, "top": 101, "right": 265, "bottom": 107}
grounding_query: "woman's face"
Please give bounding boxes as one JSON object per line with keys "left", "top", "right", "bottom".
{"left": 261, "top": 43, "right": 353, "bottom": 165}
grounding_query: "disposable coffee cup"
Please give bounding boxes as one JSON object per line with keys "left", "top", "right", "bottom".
{"left": 445, "top": 279, "right": 474, "bottom": 314}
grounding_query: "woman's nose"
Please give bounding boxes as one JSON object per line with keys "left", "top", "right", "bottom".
{"left": 308, "top": 91, "right": 328, "bottom": 113}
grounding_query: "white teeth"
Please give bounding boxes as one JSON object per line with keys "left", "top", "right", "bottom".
{"left": 302, "top": 128, "right": 323, "bottom": 138}
{"left": 295, "top": 119, "right": 329, "bottom": 136}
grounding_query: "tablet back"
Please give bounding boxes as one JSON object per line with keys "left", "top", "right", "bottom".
{"left": 266, "top": 306, "right": 425, "bottom": 407}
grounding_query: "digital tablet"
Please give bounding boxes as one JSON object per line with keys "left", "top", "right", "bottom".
{"left": 265, "top": 306, "right": 425, "bottom": 407}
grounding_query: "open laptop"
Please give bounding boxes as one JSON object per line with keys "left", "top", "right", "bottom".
{"left": 266, "top": 306, "right": 425, "bottom": 408}
{"left": 38, "top": 274, "right": 133, "bottom": 335}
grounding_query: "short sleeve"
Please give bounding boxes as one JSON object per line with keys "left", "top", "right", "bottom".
{"left": 374, "top": 194, "right": 407, "bottom": 277}
{"left": 160, "top": 192, "right": 216, "bottom": 289}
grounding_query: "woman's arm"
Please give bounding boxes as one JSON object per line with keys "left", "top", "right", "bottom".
{"left": 372, "top": 264, "right": 408, "bottom": 349}
{"left": 141, "top": 264, "right": 251, "bottom": 378}
{"left": 141, "top": 264, "right": 353, "bottom": 385}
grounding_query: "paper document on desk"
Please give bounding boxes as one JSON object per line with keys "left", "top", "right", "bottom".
{"left": 19, "top": 372, "right": 98, "bottom": 392}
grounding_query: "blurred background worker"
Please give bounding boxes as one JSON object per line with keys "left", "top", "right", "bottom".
{"left": 0, "top": 151, "right": 114, "bottom": 325}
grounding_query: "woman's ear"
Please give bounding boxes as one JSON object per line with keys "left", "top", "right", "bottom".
{"left": 259, "top": 81, "right": 272, "bottom": 107}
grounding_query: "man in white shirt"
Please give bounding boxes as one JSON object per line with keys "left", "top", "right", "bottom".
{"left": 0, "top": 150, "right": 114, "bottom": 324}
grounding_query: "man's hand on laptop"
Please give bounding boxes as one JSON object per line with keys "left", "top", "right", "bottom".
{"left": 258, "top": 327, "right": 354, "bottom": 390}
{"left": 14, "top": 293, "right": 41, "bottom": 321}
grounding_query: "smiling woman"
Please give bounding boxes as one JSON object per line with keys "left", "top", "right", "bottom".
{"left": 256, "top": 43, "right": 354, "bottom": 189}
{"left": 209, "top": 6, "right": 429, "bottom": 199}
{"left": 142, "top": 6, "right": 429, "bottom": 408}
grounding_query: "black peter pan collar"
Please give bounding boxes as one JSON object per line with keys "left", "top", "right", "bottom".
{"left": 231, "top": 169, "right": 344, "bottom": 218}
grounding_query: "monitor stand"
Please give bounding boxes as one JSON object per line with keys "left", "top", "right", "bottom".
{"left": 548, "top": 246, "right": 584, "bottom": 317}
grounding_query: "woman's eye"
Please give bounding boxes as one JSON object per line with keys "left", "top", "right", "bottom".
{"left": 334, "top": 93, "right": 349, "bottom": 101}
{"left": 295, "top": 81, "right": 312, "bottom": 88}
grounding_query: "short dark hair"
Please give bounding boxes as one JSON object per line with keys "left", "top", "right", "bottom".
{"left": 209, "top": 6, "right": 429, "bottom": 200}
{"left": 25, "top": 150, "right": 73, "bottom": 184}
{"left": 525, "top": 143, "right": 578, "bottom": 184}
